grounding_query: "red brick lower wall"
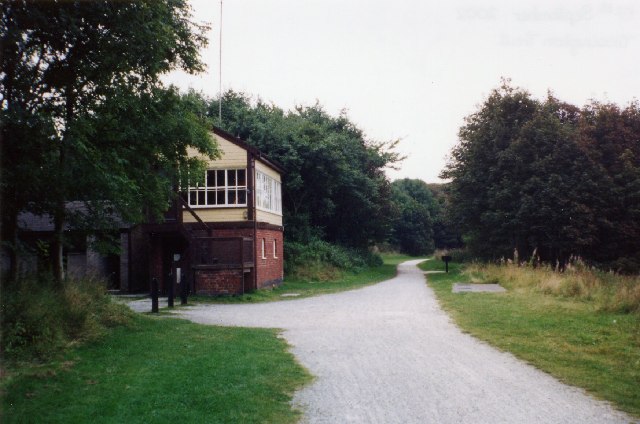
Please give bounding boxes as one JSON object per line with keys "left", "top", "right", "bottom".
{"left": 184, "top": 221, "right": 284, "bottom": 293}
{"left": 194, "top": 269, "right": 244, "bottom": 295}
{"left": 256, "top": 228, "right": 284, "bottom": 289}
{"left": 209, "top": 228, "right": 254, "bottom": 238}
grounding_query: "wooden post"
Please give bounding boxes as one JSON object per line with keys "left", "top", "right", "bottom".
{"left": 167, "top": 270, "right": 174, "bottom": 308}
{"left": 151, "top": 278, "right": 159, "bottom": 313}
{"left": 442, "top": 255, "right": 452, "bottom": 273}
{"left": 180, "top": 272, "right": 188, "bottom": 305}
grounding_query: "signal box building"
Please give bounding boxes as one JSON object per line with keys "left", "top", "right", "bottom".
{"left": 122, "top": 127, "right": 284, "bottom": 295}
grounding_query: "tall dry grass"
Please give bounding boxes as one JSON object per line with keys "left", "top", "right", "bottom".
{"left": 1, "top": 275, "right": 133, "bottom": 361}
{"left": 465, "top": 258, "right": 640, "bottom": 314}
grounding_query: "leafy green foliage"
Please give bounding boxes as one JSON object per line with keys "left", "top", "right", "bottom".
{"left": 578, "top": 102, "right": 640, "bottom": 271}
{"left": 387, "top": 180, "right": 462, "bottom": 255}
{"left": 442, "top": 79, "right": 640, "bottom": 271}
{"left": 284, "top": 238, "right": 383, "bottom": 277}
{"left": 426, "top": 183, "right": 464, "bottom": 249}
{"left": 389, "top": 179, "right": 436, "bottom": 255}
{"left": 1, "top": 0, "right": 216, "bottom": 281}
{"left": 85, "top": 87, "right": 218, "bottom": 225}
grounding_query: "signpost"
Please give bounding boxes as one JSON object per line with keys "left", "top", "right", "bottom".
{"left": 442, "top": 255, "right": 452, "bottom": 273}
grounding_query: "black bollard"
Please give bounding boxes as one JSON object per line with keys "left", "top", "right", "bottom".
{"left": 180, "top": 279, "right": 188, "bottom": 305}
{"left": 442, "top": 255, "right": 452, "bottom": 273}
{"left": 168, "top": 274, "right": 174, "bottom": 308}
{"left": 151, "top": 278, "right": 159, "bottom": 313}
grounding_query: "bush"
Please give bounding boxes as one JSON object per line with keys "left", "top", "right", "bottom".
{"left": 1, "top": 275, "right": 132, "bottom": 362}
{"left": 284, "top": 239, "right": 383, "bottom": 279}
{"left": 608, "top": 254, "right": 640, "bottom": 275}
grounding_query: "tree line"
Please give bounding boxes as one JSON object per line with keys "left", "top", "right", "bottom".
{"left": 443, "top": 80, "right": 640, "bottom": 273}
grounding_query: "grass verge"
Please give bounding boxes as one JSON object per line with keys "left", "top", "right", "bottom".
{"left": 189, "top": 253, "right": 425, "bottom": 304}
{"left": 2, "top": 314, "right": 311, "bottom": 424}
{"left": 419, "top": 259, "right": 640, "bottom": 417}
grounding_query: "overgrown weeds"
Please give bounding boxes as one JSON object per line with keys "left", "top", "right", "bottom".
{"left": 285, "top": 238, "right": 382, "bottom": 281}
{"left": 466, "top": 258, "right": 640, "bottom": 314}
{"left": 1, "top": 275, "right": 133, "bottom": 362}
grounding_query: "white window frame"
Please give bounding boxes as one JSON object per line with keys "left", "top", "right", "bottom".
{"left": 188, "top": 168, "right": 247, "bottom": 208}
{"left": 256, "top": 171, "right": 282, "bottom": 215}
{"left": 273, "top": 240, "right": 277, "bottom": 258}
{"left": 261, "top": 238, "right": 266, "bottom": 259}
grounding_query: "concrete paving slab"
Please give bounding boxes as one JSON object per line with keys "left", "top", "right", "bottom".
{"left": 453, "top": 283, "right": 507, "bottom": 293}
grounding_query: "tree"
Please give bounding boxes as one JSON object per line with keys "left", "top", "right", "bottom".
{"left": 506, "top": 98, "right": 602, "bottom": 262}
{"left": 442, "top": 80, "right": 539, "bottom": 259}
{"left": 390, "top": 179, "right": 436, "bottom": 255}
{"left": 578, "top": 101, "right": 640, "bottom": 271}
{"left": 443, "top": 80, "right": 640, "bottom": 270}
{"left": 426, "top": 183, "right": 464, "bottom": 249}
{"left": 1, "top": 1, "right": 217, "bottom": 282}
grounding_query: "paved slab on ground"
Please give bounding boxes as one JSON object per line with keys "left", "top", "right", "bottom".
{"left": 453, "top": 283, "right": 507, "bottom": 293}
{"left": 175, "top": 260, "right": 636, "bottom": 424}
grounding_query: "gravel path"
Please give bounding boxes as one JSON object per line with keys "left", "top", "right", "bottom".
{"left": 176, "top": 260, "right": 636, "bottom": 423}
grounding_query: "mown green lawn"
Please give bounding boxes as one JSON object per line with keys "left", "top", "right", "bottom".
{"left": 2, "top": 315, "right": 311, "bottom": 424}
{"left": 419, "top": 259, "right": 640, "bottom": 418}
{"left": 189, "top": 253, "right": 425, "bottom": 304}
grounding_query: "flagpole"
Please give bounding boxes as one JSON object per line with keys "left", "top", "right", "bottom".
{"left": 218, "top": 0, "right": 223, "bottom": 124}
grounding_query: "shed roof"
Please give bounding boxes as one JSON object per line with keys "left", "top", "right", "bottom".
{"left": 18, "top": 201, "right": 128, "bottom": 232}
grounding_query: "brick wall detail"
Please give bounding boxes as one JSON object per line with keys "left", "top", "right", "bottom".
{"left": 189, "top": 223, "right": 284, "bottom": 291}
{"left": 195, "top": 269, "right": 244, "bottom": 295}
{"left": 256, "top": 228, "right": 284, "bottom": 288}
{"left": 132, "top": 222, "right": 284, "bottom": 296}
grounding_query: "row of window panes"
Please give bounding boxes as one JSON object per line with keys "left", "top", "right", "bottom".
{"left": 189, "top": 169, "right": 247, "bottom": 207}
{"left": 189, "top": 188, "right": 247, "bottom": 206}
{"left": 192, "top": 169, "right": 246, "bottom": 189}
{"left": 256, "top": 171, "right": 282, "bottom": 214}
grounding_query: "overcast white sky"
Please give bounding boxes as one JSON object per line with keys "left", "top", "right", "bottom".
{"left": 165, "top": 0, "right": 640, "bottom": 183}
